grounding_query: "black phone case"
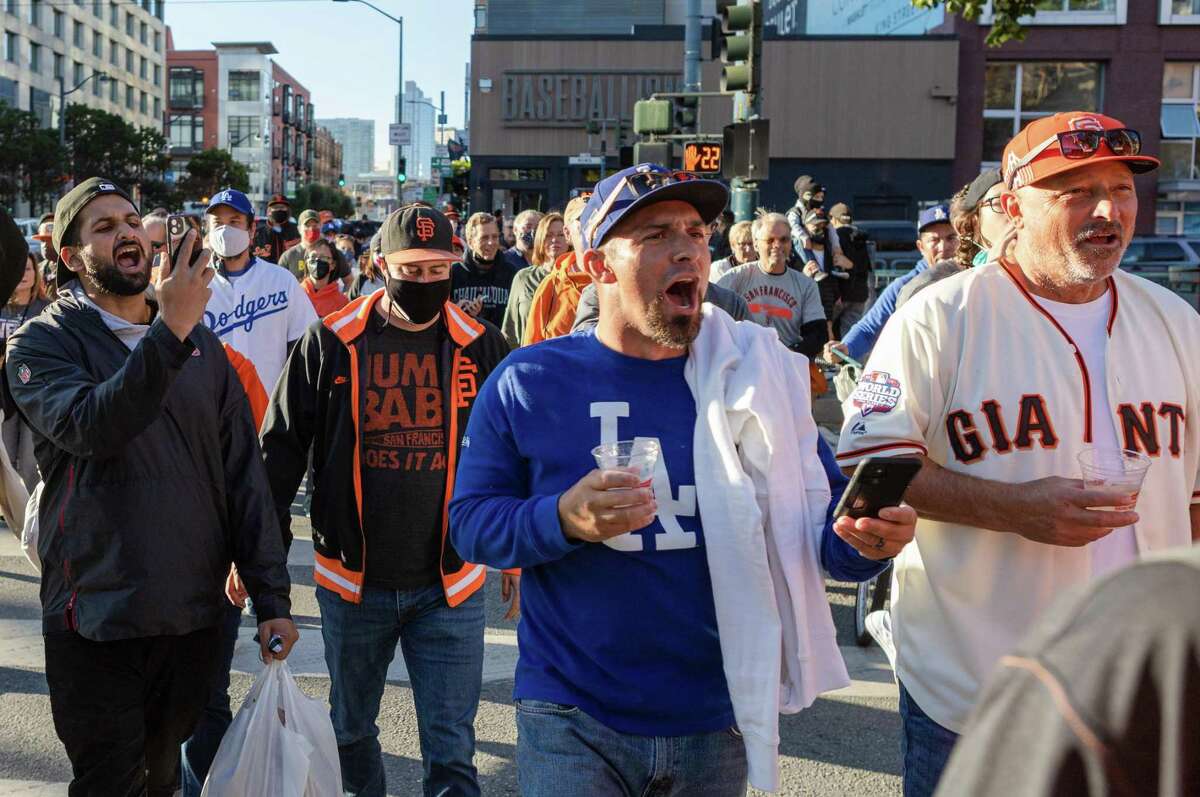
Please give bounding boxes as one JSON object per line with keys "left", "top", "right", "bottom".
{"left": 834, "top": 457, "right": 922, "bottom": 519}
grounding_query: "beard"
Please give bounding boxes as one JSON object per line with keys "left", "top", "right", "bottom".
{"left": 643, "top": 292, "right": 701, "bottom": 350}
{"left": 82, "top": 245, "right": 150, "bottom": 297}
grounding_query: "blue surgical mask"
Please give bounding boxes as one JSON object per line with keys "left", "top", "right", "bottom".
{"left": 972, "top": 249, "right": 989, "bottom": 267}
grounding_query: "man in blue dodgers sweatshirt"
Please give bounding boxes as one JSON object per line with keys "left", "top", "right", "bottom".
{"left": 449, "top": 164, "right": 919, "bottom": 796}
{"left": 825, "top": 204, "right": 958, "bottom": 363}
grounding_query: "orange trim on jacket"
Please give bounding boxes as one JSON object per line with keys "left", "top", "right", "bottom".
{"left": 320, "top": 292, "right": 495, "bottom": 606}
{"left": 222, "top": 343, "right": 269, "bottom": 430}
{"left": 303, "top": 278, "right": 351, "bottom": 318}
{"left": 522, "top": 251, "right": 591, "bottom": 346}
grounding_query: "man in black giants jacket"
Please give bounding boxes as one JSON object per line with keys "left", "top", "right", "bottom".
{"left": 451, "top": 211, "right": 519, "bottom": 329}
{"left": 6, "top": 178, "right": 296, "bottom": 796}
{"left": 261, "top": 205, "right": 513, "bottom": 797}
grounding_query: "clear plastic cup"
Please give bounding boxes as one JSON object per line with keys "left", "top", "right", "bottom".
{"left": 1077, "top": 447, "right": 1152, "bottom": 511}
{"left": 591, "top": 439, "right": 660, "bottom": 489}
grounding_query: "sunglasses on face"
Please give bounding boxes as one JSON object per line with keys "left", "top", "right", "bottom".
{"left": 1007, "top": 128, "right": 1142, "bottom": 187}
{"left": 584, "top": 170, "right": 701, "bottom": 243}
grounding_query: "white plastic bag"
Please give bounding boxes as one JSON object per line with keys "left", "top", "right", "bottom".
{"left": 201, "top": 659, "right": 342, "bottom": 797}
{"left": 20, "top": 480, "right": 40, "bottom": 572}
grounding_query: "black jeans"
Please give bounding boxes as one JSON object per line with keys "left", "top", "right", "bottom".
{"left": 44, "top": 625, "right": 222, "bottom": 797}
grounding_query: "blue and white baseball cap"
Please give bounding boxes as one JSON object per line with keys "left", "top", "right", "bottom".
{"left": 580, "top": 163, "right": 728, "bottom": 249}
{"left": 917, "top": 204, "right": 951, "bottom": 233}
{"left": 206, "top": 188, "right": 255, "bottom": 220}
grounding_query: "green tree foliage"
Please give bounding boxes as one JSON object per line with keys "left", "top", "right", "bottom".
{"left": 64, "top": 105, "right": 168, "bottom": 188}
{"left": 0, "top": 102, "right": 66, "bottom": 214}
{"left": 911, "top": 0, "right": 1040, "bottom": 46}
{"left": 177, "top": 149, "right": 250, "bottom": 202}
{"left": 293, "top": 183, "right": 354, "bottom": 219}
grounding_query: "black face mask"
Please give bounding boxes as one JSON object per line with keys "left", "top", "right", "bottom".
{"left": 308, "top": 258, "right": 331, "bottom": 280}
{"left": 270, "top": 209, "right": 289, "bottom": 225}
{"left": 386, "top": 276, "right": 450, "bottom": 324}
{"left": 519, "top": 230, "right": 535, "bottom": 249}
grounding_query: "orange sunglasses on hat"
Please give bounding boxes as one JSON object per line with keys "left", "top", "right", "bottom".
{"left": 1002, "top": 112, "right": 1159, "bottom": 190}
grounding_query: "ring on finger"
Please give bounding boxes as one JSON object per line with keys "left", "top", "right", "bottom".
{"left": 873, "top": 535, "right": 886, "bottom": 550}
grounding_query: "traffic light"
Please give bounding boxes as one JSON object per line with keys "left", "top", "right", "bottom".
{"left": 722, "top": 120, "right": 770, "bottom": 181}
{"left": 397, "top": 157, "right": 407, "bottom": 184}
{"left": 338, "top": 173, "right": 346, "bottom": 188}
{"left": 634, "top": 141, "right": 673, "bottom": 167}
{"left": 674, "top": 95, "right": 698, "bottom": 134}
{"left": 633, "top": 99, "right": 673, "bottom": 135}
{"left": 717, "top": 0, "right": 762, "bottom": 95}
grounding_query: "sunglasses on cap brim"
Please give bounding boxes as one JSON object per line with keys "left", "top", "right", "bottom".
{"left": 584, "top": 170, "right": 702, "bottom": 244}
{"left": 1006, "top": 128, "right": 1142, "bottom": 188}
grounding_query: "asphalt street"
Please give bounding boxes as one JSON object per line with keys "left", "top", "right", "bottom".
{"left": 0, "top": 397, "right": 903, "bottom": 796}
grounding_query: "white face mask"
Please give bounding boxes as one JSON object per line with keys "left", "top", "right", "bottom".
{"left": 209, "top": 225, "right": 250, "bottom": 258}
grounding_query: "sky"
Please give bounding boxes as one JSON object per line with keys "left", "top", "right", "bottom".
{"left": 165, "top": 0, "right": 474, "bottom": 171}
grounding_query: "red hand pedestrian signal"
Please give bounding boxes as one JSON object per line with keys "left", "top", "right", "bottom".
{"left": 683, "top": 142, "right": 722, "bottom": 175}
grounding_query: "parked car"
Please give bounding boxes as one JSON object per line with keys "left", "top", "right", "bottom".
{"left": 856, "top": 220, "right": 919, "bottom": 269}
{"left": 1120, "top": 237, "right": 1200, "bottom": 271}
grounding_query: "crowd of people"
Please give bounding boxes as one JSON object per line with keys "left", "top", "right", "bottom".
{"left": 0, "top": 108, "right": 1197, "bottom": 797}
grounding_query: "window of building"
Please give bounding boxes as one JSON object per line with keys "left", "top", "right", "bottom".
{"left": 110, "top": 2, "right": 117, "bottom": 26}
{"left": 28, "top": 42, "right": 39, "bottom": 73}
{"left": 93, "top": 0, "right": 102, "bottom": 16}
{"left": 53, "top": 9, "right": 63, "bottom": 37}
{"left": 92, "top": 68, "right": 102, "bottom": 96}
{"left": 109, "top": 76, "right": 117, "bottom": 102}
{"left": 167, "top": 114, "right": 204, "bottom": 149}
{"left": 139, "top": 21, "right": 146, "bottom": 44}
{"left": 981, "top": 0, "right": 1124, "bottom": 23}
{"left": 110, "top": 40, "right": 118, "bottom": 66}
{"left": 0, "top": 77, "right": 15, "bottom": 108}
{"left": 228, "top": 70, "right": 260, "bottom": 102}
{"left": 73, "top": 19, "right": 83, "bottom": 47}
{"left": 1155, "top": 200, "right": 1200, "bottom": 235}
{"left": 73, "top": 60, "right": 83, "bottom": 86}
{"left": 153, "top": 30, "right": 160, "bottom": 52}
{"left": 4, "top": 0, "right": 13, "bottom": 16}
{"left": 1160, "top": 0, "right": 1200, "bottom": 23}
{"left": 153, "top": 63, "right": 160, "bottom": 86}
{"left": 982, "top": 61, "right": 1102, "bottom": 162}
{"left": 1160, "top": 62, "right": 1200, "bottom": 183}
{"left": 152, "top": 95, "right": 159, "bottom": 118}
{"left": 29, "top": 86, "right": 51, "bottom": 127}
{"left": 92, "top": 31, "right": 102, "bottom": 57}
{"left": 125, "top": 48, "right": 133, "bottom": 73}
{"left": 125, "top": 84, "right": 134, "bottom": 109}
{"left": 229, "top": 115, "right": 259, "bottom": 148}
{"left": 53, "top": 51, "right": 63, "bottom": 79}
{"left": 139, "top": 90, "right": 146, "bottom": 114}
{"left": 125, "top": 11, "right": 133, "bottom": 36}
{"left": 154, "top": 0, "right": 163, "bottom": 20}
{"left": 169, "top": 66, "right": 203, "bottom": 108}
{"left": 3, "top": 31, "right": 14, "bottom": 64}
{"left": 29, "top": 0, "right": 41, "bottom": 28}
{"left": 139, "top": 55, "right": 146, "bottom": 80}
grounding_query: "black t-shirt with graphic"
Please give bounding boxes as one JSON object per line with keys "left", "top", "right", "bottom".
{"left": 360, "top": 317, "right": 447, "bottom": 590}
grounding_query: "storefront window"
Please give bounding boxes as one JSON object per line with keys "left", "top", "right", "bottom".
{"left": 981, "top": 61, "right": 1102, "bottom": 162}
{"left": 1160, "top": 63, "right": 1200, "bottom": 182}
{"left": 488, "top": 168, "right": 547, "bottom": 182}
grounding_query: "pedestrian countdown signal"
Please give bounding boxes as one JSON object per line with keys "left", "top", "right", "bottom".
{"left": 683, "top": 142, "right": 723, "bottom": 175}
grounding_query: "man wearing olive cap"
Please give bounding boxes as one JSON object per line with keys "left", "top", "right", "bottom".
{"left": 6, "top": 177, "right": 296, "bottom": 795}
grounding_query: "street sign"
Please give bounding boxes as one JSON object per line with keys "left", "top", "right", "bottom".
{"left": 683, "top": 142, "right": 723, "bottom": 174}
{"left": 388, "top": 123, "right": 412, "bottom": 146}
{"left": 568, "top": 154, "right": 604, "bottom": 166}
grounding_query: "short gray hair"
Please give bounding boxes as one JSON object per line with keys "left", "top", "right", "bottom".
{"left": 514, "top": 209, "right": 544, "bottom": 230}
{"left": 751, "top": 212, "right": 789, "bottom": 240}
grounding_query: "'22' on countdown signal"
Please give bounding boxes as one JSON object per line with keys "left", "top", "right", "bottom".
{"left": 683, "top": 142, "right": 723, "bottom": 174}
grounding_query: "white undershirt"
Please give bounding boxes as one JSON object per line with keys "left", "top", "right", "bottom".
{"left": 1034, "top": 289, "right": 1138, "bottom": 578}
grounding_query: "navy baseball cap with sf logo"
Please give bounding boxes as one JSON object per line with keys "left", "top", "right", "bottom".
{"left": 380, "top": 205, "right": 459, "bottom": 264}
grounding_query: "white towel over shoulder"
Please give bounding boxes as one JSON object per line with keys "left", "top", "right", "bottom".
{"left": 685, "top": 305, "right": 849, "bottom": 793}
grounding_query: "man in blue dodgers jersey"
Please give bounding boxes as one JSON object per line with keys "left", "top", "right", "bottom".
{"left": 450, "top": 164, "right": 918, "bottom": 795}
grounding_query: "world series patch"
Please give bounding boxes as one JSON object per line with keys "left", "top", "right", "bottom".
{"left": 851, "top": 371, "right": 902, "bottom": 417}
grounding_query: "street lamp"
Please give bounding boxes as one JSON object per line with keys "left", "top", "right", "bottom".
{"left": 332, "top": 0, "right": 402, "bottom": 196}
{"left": 58, "top": 71, "right": 111, "bottom": 150}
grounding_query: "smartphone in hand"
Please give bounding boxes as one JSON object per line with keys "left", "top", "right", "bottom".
{"left": 834, "top": 457, "right": 921, "bottom": 519}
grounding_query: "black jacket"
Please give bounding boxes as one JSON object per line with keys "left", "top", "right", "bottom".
{"left": 6, "top": 293, "right": 291, "bottom": 640}
{"left": 451, "top": 250, "right": 519, "bottom": 329}
{"left": 260, "top": 293, "right": 510, "bottom": 607}
{"left": 835, "top": 225, "right": 873, "bottom": 304}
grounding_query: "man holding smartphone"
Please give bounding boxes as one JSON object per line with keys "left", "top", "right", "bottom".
{"left": 837, "top": 112, "right": 1200, "bottom": 797}
{"left": 6, "top": 177, "right": 296, "bottom": 796}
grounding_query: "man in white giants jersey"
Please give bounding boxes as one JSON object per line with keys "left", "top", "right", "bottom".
{"left": 837, "top": 112, "right": 1200, "bottom": 797}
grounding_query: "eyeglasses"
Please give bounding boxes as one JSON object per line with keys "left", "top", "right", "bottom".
{"left": 1006, "top": 128, "right": 1141, "bottom": 187}
{"left": 584, "top": 170, "right": 701, "bottom": 244}
{"left": 980, "top": 197, "right": 1005, "bottom": 214}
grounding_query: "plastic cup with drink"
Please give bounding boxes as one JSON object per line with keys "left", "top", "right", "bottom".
{"left": 591, "top": 439, "right": 660, "bottom": 492}
{"left": 1077, "top": 447, "right": 1151, "bottom": 511}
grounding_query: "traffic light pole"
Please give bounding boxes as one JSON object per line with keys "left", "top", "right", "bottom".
{"left": 730, "top": 89, "right": 760, "bottom": 222}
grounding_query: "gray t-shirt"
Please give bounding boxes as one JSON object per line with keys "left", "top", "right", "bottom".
{"left": 716, "top": 261, "right": 825, "bottom": 348}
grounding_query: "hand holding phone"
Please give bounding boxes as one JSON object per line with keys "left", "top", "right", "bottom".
{"left": 832, "top": 457, "right": 921, "bottom": 560}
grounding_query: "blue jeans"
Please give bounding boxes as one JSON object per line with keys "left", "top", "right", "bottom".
{"left": 898, "top": 681, "right": 959, "bottom": 797}
{"left": 180, "top": 604, "right": 242, "bottom": 797}
{"left": 516, "top": 699, "right": 747, "bottom": 796}
{"left": 317, "top": 583, "right": 485, "bottom": 797}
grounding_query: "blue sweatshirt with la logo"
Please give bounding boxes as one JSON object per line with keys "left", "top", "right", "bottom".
{"left": 449, "top": 331, "right": 878, "bottom": 736}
